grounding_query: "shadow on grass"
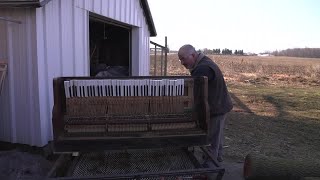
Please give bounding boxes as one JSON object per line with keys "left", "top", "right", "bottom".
{"left": 225, "top": 91, "right": 320, "bottom": 163}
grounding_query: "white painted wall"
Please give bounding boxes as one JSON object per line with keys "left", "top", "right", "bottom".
{"left": 0, "top": 0, "right": 152, "bottom": 146}
{"left": 0, "top": 8, "right": 41, "bottom": 145}
{"left": 35, "top": 0, "right": 90, "bottom": 145}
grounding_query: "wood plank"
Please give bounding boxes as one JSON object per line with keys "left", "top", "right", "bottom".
{"left": 54, "top": 134, "right": 208, "bottom": 152}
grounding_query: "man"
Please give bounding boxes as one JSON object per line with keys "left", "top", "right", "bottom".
{"left": 178, "top": 44, "right": 233, "bottom": 162}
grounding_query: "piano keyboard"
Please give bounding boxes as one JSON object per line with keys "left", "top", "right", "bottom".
{"left": 64, "top": 79, "right": 185, "bottom": 98}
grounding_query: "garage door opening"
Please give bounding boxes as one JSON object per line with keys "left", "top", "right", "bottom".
{"left": 89, "top": 15, "right": 131, "bottom": 77}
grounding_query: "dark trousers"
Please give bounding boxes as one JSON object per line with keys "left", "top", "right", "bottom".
{"left": 207, "top": 114, "right": 226, "bottom": 159}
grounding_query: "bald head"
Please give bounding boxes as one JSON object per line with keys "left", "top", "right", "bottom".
{"left": 178, "top": 44, "right": 198, "bottom": 69}
{"left": 178, "top": 44, "right": 197, "bottom": 56}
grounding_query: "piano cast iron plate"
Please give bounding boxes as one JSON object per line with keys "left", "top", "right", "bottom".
{"left": 69, "top": 148, "right": 197, "bottom": 178}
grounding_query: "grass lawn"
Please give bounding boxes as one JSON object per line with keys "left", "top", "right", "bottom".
{"left": 224, "top": 83, "right": 320, "bottom": 163}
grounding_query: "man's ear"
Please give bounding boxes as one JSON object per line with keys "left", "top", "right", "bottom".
{"left": 191, "top": 52, "right": 196, "bottom": 58}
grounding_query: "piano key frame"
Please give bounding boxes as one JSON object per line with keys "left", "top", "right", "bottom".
{"left": 52, "top": 76, "right": 209, "bottom": 152}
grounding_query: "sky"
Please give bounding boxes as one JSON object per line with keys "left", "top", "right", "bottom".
{"left": 148, "top": 0, "right": 320, "bottom": 53}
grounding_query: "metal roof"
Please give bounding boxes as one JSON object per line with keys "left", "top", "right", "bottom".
{"left": 0, "top": 0, "right": 157, "bottom": 36}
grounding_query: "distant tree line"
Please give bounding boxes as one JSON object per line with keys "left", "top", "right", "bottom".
{"left": 200, "top": 48, "right": 244, "bottom": 55}
{"left": 234, "top": 50, "right": 244, "bottom": 55}
{"left": 272, "top": 48, "right": 320, "bottom": 58}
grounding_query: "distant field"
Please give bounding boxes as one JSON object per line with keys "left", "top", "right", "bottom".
{"left": 151, "top": 54, "right": 320, "bottom": 87}
{"left": 150, "top": 54, "right": 320, "bottom": 163}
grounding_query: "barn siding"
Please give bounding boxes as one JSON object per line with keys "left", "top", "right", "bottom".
{"left": 0, "top": 16, "right": 11, "bottom": 142}
{"left": 0, "top": 8, "right": 40, "bottom": 145}
{"left": 35, "top": 0, "right": 89, "bottom": 145}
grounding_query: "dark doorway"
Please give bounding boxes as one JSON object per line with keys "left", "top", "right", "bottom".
{"left": 89, "top": 15, "right": 131, "bottom": 76}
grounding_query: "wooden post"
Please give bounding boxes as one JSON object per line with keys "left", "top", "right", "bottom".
{"left": 154, "top": 45, "right": 157, "bottom": 76}
{"left": 164, "top": 36, "right": 168, "bottom": 76}
{"left": 160, "top": 49, "right": 164, "bottom": 76}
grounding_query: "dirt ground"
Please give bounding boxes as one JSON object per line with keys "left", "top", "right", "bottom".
{"left": 0, "top": 150, "right": 53, "bottom": 179}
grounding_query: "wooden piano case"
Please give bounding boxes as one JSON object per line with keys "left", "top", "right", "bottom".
{"left": 52, "top": 76, "right": 209, "bottom": 152}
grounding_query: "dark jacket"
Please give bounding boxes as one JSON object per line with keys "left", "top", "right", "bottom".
{"left": 191, "top": 55, "right": 233, "bottom": 115}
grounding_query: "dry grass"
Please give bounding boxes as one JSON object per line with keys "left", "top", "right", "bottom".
{"left": 153, "top": 54, "right": 320, "bottom": 87}
{"left": 151, "top": 54, "right": 320, "bottom": 163}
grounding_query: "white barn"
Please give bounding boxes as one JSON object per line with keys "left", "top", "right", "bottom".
{"left": 0, "top": 0, "right": 157, "bottom": 147}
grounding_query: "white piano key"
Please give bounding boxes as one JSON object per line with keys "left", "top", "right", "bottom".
{"left": 106, "top": 79, "right": 111, "bottom": 96}
{"left": 176, "top": 79, "right": 180, "bottom": 96}
{"left": 181, "top": 79, "right": 184, "bottom": 96}
{"left": 77, "top": 80, "right": 81, "bottom": 97}
{"left": 82, "top": 80, "right": 87, "bottom": 97}
{"left": 117, "top": 80, "right": 121, "bottom": 96}
{"left": 86, "top": 80, "right": 89, "bottom": 97}
{"left": 148, "top": 80, "right": 151, "bottom": 96}
{"left": 79, "top": 80, "right": 83, "bottom": 97}
{"left": 165, "top": 79, "right": 169, "bottom": 96}
{"left": 137, "top": 80, "right": 141, "bottom": 96}
{"left": 125, "top": 80, "right": 127, "bottom": 96}
{"left": 173, "top": 80, "right": 177, "bottom": 96}
{"left": 122, "top": 80, "right": 126, "bottom": 96}
{"left": 84, "top": 80, "right": 89, "bottom": 97}
{"left": 131, "top": 80, "right": 135, "bottom": 96}
{"left": 68, "top": 80, "right": 72, "bottom": 97}
{"left": 77, "top": 80, "right": 82, "bottom": 97}
{"left": 90, "top": 80, "right": 94, "bottom": 96}
{"left": 147, "top": 79, "right": 151, "bottom": 96}
{"left": 167, "top": 80, "right": 170, "bottom": 96}
{"left": 179, "top": 79, "right": 182, "bottom": 96}
{"left": 150, "top": 80, "right": 154, "bottom": 96}
{"left": 141, "top": 79, "right": 144, "bottom": 96}
{"left": 146, "top": 79, "right": 151, "bottom": 96}
{"left": 143, "top": 79, "right": 148, "bottom": 96}
{"left": 160, "top": 79, "right": 165, "bottom": 96}
{"left": 83, "top": 80, "right": 89, "bottom": 97}
{"left": 97, "top": 80, "right": 102, "bottom": 96}
{"left": 64, "top": 81, "right": 70, "bottom": 98}
{"left": 127, "top": 80, "right": 131, "bottom": 96}
{"left": 156, "top": 80, "right": 159, "bottom": 96}
{"left": 100, "top": 80, "right": 106, "bottom": 96}
{"left": 94, "top": 80, "right": 99, "bottom": 97}
{"left": 129, "top": 80, "right": 133, "bottom": 96}
{"left": 155, "top": 80, "right": 160, "bottom": 96}
{"left": 82, "top": 80, "right": 86, "bottom": 97}
{"left": 119, "top": 80, "right": 123, "bottom": 96}
{"left": 95, "top": 80, "right": 99, "bottom": 97}
{"left": 74, "top": 80, "right": 79, "bottom": 97}
{"left": 169, "top": 80, "right": 175, "bottom": 96}
{"left": 135, "top": 80, "right": 138, "bottom": 96}
{"left": 111, "top": 80, "right": 117, "bottom": 96}
{"left": 70, "top": 80, "right": 74, "bottom": 97}
{"left": 136, "top": 80, "right": 139, "bottom": 96}
{"left": 137, "top": 80, "right": 140, "bottom": 96}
